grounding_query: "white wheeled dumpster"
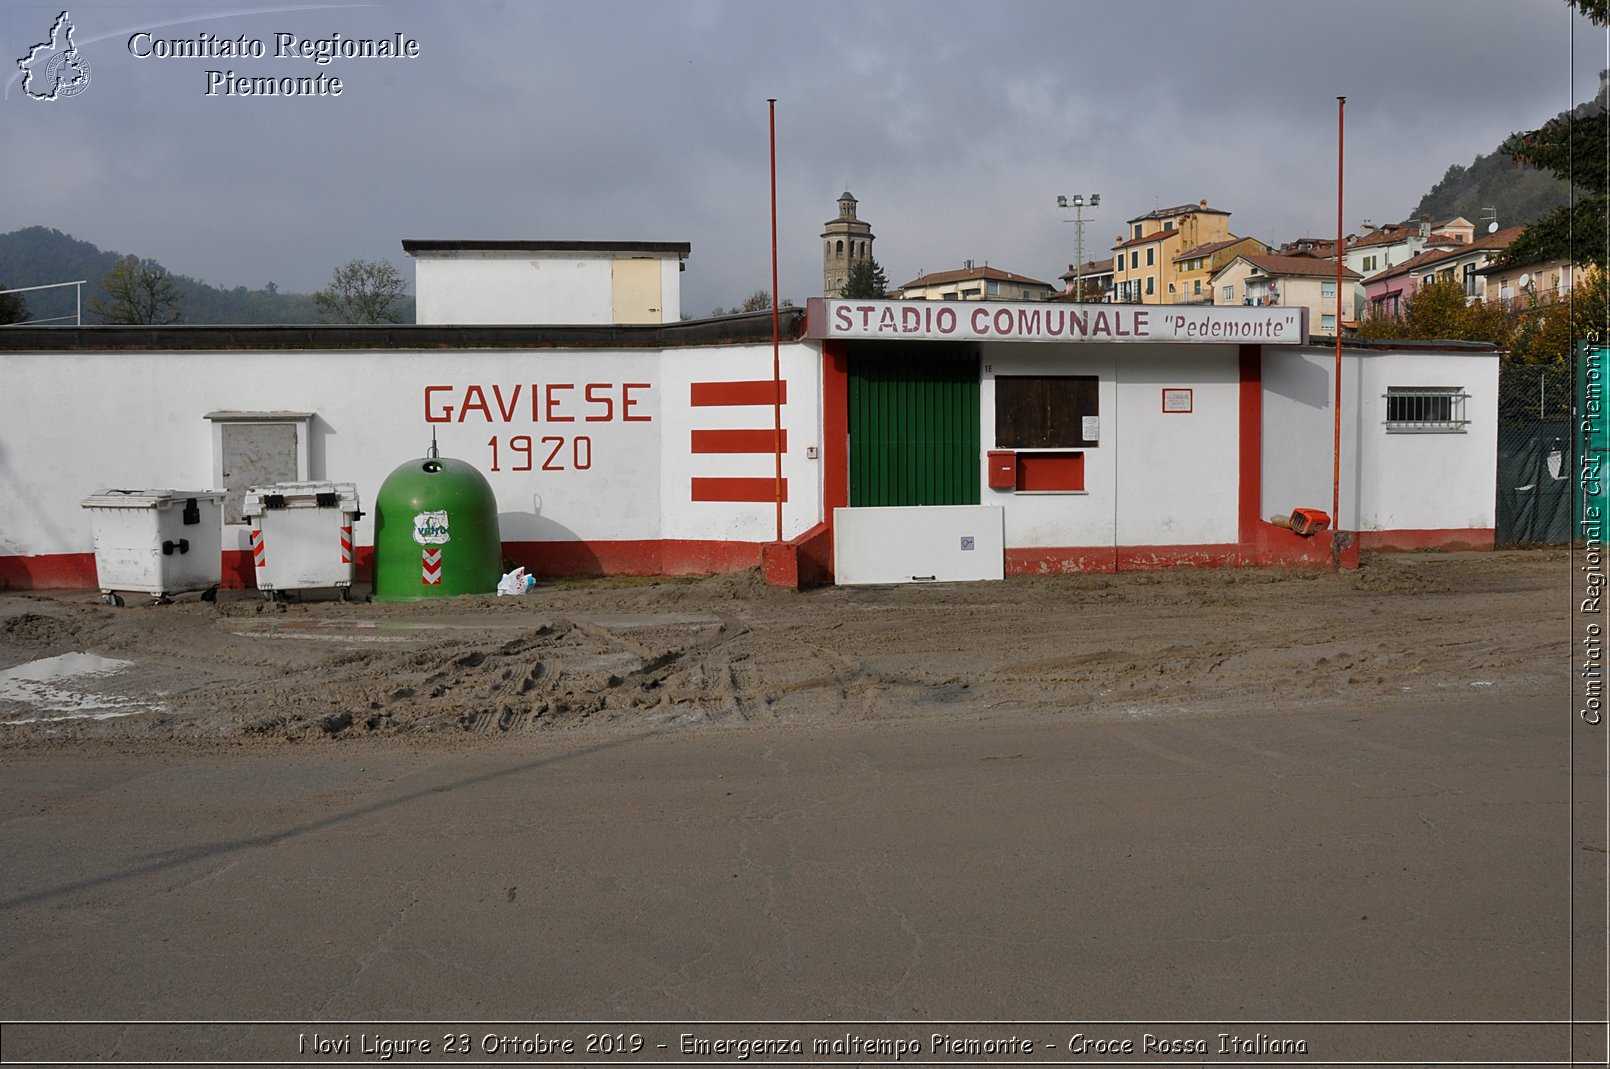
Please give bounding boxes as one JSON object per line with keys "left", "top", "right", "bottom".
{"left": 80, "top": 489, "right": 227, "bottom": 606}
{"left": 241, "top": 482, "right": 362, "bottom": 601}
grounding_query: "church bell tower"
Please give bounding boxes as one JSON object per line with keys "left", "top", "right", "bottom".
{"left": 821, "top": 191, "right": 875, "bottom": 296}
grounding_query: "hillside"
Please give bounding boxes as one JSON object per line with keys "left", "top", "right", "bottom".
{"left": 1411, "top": 154, "right": 1573, "bottom": 231}
{"left": 0, "top": 227, "right": 413, "bottom": 325}
{"left": 1409, "top": 82, "right": 1604, "bottom": 229}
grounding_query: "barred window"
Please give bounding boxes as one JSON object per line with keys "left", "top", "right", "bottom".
{"left": 1384, "top": 386, "right": 1469, "bottom": 432}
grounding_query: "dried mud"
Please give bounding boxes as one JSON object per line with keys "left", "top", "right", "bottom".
{"left": 0, "top": 550, "right": 1568, "bottom": 746}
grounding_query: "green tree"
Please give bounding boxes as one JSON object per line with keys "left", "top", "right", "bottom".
{"left": 0, "top": 283, "right": 29, "bottom": 325}
{"left": 1354, "top": 278, "right": 1513, "bottom": 344}
{"left": 840, "top": 257, "right": 889, "bottom": 299}
{"left": 1499, "top": 2, "right": 1607, "bottom": 269}
{"left": 314, "top": 258, "right": 408, "bottom": 324}
{"left": 1507, "top": 267, "right": 1610, "bottom": 367}
{"left": 88, "top": 255, "right": 183, "bottom": 324}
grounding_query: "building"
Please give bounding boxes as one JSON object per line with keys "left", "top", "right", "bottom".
{"left": 1057, "top": 260, "right": 1114, "bottom": 302}
{"left": 1210, "top": 254, "right": 1363, "bottom": 336}
{"left": 821, "top": 191, "right": 875, "bottom": 297}
{"left": 403, "top": 240, "right": 690, "bottom": 325}
{"left": 897, "top": 263, "right": 1056, "bottom": 302}
{"left": 1363, "top": 225, "right": 1525, "bottom": 319}
{"left": 1171, "top": 237, "right": 1269, "bottom": 305}
{"left": 1110, "top": 200, "right": 1233, "bottom": 304}
{"left": 0, "top": 294, "right": 1498, "bottom": 592}
{"left": 1477, "top": 254, "right": 1593, "bottom": 309}
{"left": 1341, "top": 218, "right": 1464, "bottom": 281}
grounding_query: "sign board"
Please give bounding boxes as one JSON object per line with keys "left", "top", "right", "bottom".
{"left": 806, "top": 298, "right": 1307, "bottom": 345}
{"left": 1162, "top": 388, "right": 1194, "bottom": 413}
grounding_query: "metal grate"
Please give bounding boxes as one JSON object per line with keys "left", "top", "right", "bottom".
{"left": 1384, "top": 386, "right": 1469, "bottom": 433}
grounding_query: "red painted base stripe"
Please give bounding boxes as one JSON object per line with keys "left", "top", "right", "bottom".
{"left": 1355, "top": 528, "right": 1495, "bottom": 552}
{"left": 501, "top": 539, "right": 764, "bottom": 578}
{"left": 691, "top": 429, "right": 788, "bottom": 454}
{"left": 0, "top": 529, "right": 1494, "bottom": 592}
{"left": 691, "top": 380, "right": 787, "bottom": 407}
{"left": 691, "top": 477, "right": 788, "bottom": 503}
{"left": 1007, "top": 545, "right": 1255, "bottom": 575}
{"left": 0, "top": 553, "right": 100, "bottom": 591}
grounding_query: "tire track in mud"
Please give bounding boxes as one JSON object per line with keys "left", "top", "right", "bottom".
{"left": 0, "top": 550, "right": 1570, "bottom": 742}
{"left": 233, "top": 612, "right": 776, "bottom": 739}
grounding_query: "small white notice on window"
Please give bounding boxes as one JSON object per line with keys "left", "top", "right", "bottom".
{"left": 1082, "top": 416, "right": 1100, "bottom": 441}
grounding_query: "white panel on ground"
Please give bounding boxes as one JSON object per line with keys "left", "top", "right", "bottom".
{"left": 833, "top": 505, "right": 1004, "bottom": 585}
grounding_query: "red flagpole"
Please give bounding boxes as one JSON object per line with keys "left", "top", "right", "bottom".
{"left": 1333, "top": 95, "right": 1345, "bottom": 560}
{"left": 769, "top": 98, "right": 783, "bottom": 544}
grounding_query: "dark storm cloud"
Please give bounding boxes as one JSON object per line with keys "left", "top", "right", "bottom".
{"left": 1, "top": 0, "right": 1601, "bottom": 315}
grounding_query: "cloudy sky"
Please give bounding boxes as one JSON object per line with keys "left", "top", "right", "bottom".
{"left": 3, "top": 0, "right": 1604, "bottom": 317}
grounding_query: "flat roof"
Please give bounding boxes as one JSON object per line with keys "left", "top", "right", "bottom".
{"left": 401, "top": 239, "right": 691, "bottom": 257}
{"left": 0, "top": 308, "right": 799, "bottom": 351}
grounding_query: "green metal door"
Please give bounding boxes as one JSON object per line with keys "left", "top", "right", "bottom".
{"left": 848, "top": 346, "right": 980, "bottom": 507}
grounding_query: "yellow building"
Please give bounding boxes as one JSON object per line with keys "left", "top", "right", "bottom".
{"left": 1171, "top": 236, "right": 1268, "bottom": 304}
{"left": 1111, "top": 200, "right": 1233, "bottom": 304}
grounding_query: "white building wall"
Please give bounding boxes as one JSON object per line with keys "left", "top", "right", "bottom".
{"left": 1111, "top": 347, "right": 1240, "bottom": 546}
{"left": 1347, "top": 350, "right": 1499, "bottom": 532}
{"left": 0, "top": 341, "right": 818, "bottom": 566}
{"left": 977, "top": 343, "right": 1240, "bottom": 550}
{"left": 981, "top": 343, "right": 1117, "bottom": 550}
{"left": 659, "top": 343, "right": 822, "bottom": 544}
{"left": 412, "top": 251, "right": 682, "bottom": 325}
{"left": 1260, "top": 349, "right": 1342, "bottom": 524}
{"left": 1260, "top": 347, "right": 1498, "bottom": 533}
{"left": 414, "top": 254, "right": 615, "bottom": 324}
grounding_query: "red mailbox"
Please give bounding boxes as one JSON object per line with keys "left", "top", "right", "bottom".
{"left": 987, "top": 450, "right": 1017, "bottom": 489}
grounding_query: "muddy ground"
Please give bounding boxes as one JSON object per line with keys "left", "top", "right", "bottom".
{"left": 0, "top": 549, "right": 1568, "bottom": 745}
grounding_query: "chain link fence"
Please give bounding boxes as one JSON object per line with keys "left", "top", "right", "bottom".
{"left": 1496, "top": 361, "right": 1574, "bottom": 545}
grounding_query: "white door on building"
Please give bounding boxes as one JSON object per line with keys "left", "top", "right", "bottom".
{"left": 611, "top": 258, "right": 662, "bottom": 324}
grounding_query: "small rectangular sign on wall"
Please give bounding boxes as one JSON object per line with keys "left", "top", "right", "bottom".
{"left": 1162, "top": 388, "right": 1194, "bottom": 413}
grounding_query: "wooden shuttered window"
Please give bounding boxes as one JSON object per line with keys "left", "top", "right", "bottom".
{"left": 994, "top": 376, "right": 1099, "bottom": 448}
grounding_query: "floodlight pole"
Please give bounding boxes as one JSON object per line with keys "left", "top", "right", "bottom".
{"left": 1058, "top": 194, "right": 1100, "bottom": 302}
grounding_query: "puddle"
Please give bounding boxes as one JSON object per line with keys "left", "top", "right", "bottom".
{"left": 0, "top": 652, "right": 157, "bottom": 724}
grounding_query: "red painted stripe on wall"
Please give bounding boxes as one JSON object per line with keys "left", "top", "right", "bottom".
{"left": 0, "top": 552, "right": 99, "bottom": 591}
{"left": 501, "top": 539, "right": 764, "bottom": 578}
{"left": 691, "top": 429, "right": 788, "bottom": 454}
{"left": 1237, "top": 344, "right": 1263, "bottom": 547}
{"left": 821, "top": 341, "right": 850, "bottom": 523}
{"left": 690, "top": 380, "right": 788, "bottom": 407}
{"left": 1355, "top": 528, "right": 1495, "bottom": 552}
{"left": 690, "top": 477, "right": 788, "bottom": 503}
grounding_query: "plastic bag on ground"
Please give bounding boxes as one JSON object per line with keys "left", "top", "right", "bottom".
{"left": 496, "top": 567, "right": 535, "bottom": 596}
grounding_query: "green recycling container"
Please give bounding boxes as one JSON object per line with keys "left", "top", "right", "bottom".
{"left": 372, "top": 454, "right": 502, "bottom": 602}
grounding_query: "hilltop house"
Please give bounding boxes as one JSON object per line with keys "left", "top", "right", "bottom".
{"left": 1477, "top": 253, "right": 1593, "bottom": 309}
{"left": 1171, "top": 237, "right": 1270, "bottom": 305}
{"left": 1211, "top": 253, "right": 1363, "bottom": 337}
{"left": 897, "top": 263, "right": 1056, "bottom": 301}
{"left": 1340, "top": 217, "right": 1469, "bottom": 281}
{"left": 1057, "top": 260, "right": 1115, "bottom": 303}
{"left": 1364, "top": 225, "right": 1525, "bottom": 319}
